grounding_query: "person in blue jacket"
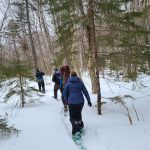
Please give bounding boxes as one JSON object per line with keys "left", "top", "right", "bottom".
{"left": 63, "top": 71, "right": 92, "bottom": 137}
{"left": 36, "top": 69, "right": 45, "bottom": 93}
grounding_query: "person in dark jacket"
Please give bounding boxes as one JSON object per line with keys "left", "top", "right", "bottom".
{"left": 36, "top": 69, "right": 45, "bottom": 93}
{"left": 63, "top": 71, "right": 92, "bottom": 137}
{"left": 52, "top": 68, "right": 61, "bottom": 99}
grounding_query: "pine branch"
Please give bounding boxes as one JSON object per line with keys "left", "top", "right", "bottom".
{"left": 0, "top": 117, "right": 20, "bottom": 136}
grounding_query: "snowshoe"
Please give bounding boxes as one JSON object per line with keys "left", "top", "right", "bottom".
{"left": 72, "top": 132, "right": 86, "bottom": 150}
{"left": 72, "top": 132, "right": 81, "bottom": 143}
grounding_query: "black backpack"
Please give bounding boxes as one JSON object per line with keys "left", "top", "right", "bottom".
{"left": 52, "top": 72, "right": 60, "bottom": 83}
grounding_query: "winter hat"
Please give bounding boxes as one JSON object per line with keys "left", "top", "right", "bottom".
{"left": 54, "top": 68, "right": 58, "bottom": 71}
{"left": 71, "top": 71, "right": 77, "bottom": 77}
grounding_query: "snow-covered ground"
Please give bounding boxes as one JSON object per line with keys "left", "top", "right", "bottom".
{"left": 0, "top": 73, "right": 150, "bottom": 150}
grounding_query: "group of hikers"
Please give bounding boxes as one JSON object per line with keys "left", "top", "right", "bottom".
{"left": 35, "top": 65, "right": 92, "bottom": 140}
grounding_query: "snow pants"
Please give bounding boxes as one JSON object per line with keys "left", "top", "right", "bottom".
{"left": 38, "top": 80, "right": 45, "bottom": 93}
{"left": 54, "top": 82, "right": 60, "bottom": 99}
{"left": 68, "top": 103, "right": 84, "bottom": 135}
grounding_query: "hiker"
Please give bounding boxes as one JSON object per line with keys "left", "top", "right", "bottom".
{"left": 63, "top": 71, "right": 92, "bottom": 137}
{"left": 60, "top": 65, "right": 70, "bottom": 111}
{"left": 36, "top": 69, "right": 45, "bottom": 93}
{"left": 52, "top": 68, "right": 61, "bottom": 99}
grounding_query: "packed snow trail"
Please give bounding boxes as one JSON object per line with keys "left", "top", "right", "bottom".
{"left": 0, "top": 96, "right": 78, "bottom": 150}
{"left": 0, "top": 80, "right": 123, "bottom": 150}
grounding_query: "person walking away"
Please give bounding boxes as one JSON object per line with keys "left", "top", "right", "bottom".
{"left": 36, "top": 69, "right": 45, "bottom": 93}
{"left": 60, "top": 65, "right": 70, "bottom": 112}
{"left": 63, "top": 71, "right": 92, "bottom": 140}
{"left": 52, "top": 68, "right": 61, "bottom": 99}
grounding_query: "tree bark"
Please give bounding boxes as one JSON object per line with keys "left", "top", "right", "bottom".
{"left": 78, "top": 0, "right": 97, "bottom": 93}
{"left": 35, "top": 25, "right": 49, "bottom": 72}
{"left": 88, "top": 0, "right": 102, "bottom": 115}
{"left": 25, "top": 0, "right": 38, "bottom": 72}
{"left": 37, "top": 0, "right": 52, "bottom": 72}
{"left": 0, "top": 0, "right": 11, "bottom": 80}
{"left": 78, "top": 0, "right": 102, "bottom": 114}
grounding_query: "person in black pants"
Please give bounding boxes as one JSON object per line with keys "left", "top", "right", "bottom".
{"left": 63, "top": 71, "right": 92, "bottom": 136}
{"left": 36, "top": 69, "right": 45, "bottom": 93}
{"left": 69, "top": 103, "right": 84, "bottom": 134}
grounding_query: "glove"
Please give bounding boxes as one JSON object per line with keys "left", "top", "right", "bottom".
{"left": 88, "top": 101, "right": 92, "bottom": 107}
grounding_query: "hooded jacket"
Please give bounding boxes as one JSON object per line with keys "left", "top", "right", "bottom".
{"left": 36, "top": 70, "right": 45, "bottom": 81}
{"left": 63, "top": 76, "right": 90, "bottom": 104}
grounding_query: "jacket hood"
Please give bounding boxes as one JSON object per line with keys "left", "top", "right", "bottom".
{"left": 67, "top": 76, "right": 81, "bottom": 83}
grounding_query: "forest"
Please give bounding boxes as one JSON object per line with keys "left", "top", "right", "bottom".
{"left": 0, "top": 0, "right": 150, "bottom": 146}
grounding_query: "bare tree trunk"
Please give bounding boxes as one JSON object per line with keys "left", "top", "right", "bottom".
{"left": 37, "top": 0, "right": 52, "bottom": 72}
{"left": 78, "top": 0, "right": 97, "bottom": 93}
{"left": 25, "top": 0, "right": 38, "bottom": 72}
{"left": 0, "top": 0, "right": 10, "bottom": 31}
{"left": 78, "top": 0, "right": 102, "bottom": 114}
{"left": 35, "top": 25, "right": 49, "bottom": 71}
{"left": 0, "top": 0, "right": 11, "bottom": 80}
{"left": 88, "top": 0, "right": 102, "bottom": 115}
{"left": 143, "top": 0, "right": 150, "bottom": 69}
{"left": 38, "top": 0, "right": 52, "bottom": 54}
